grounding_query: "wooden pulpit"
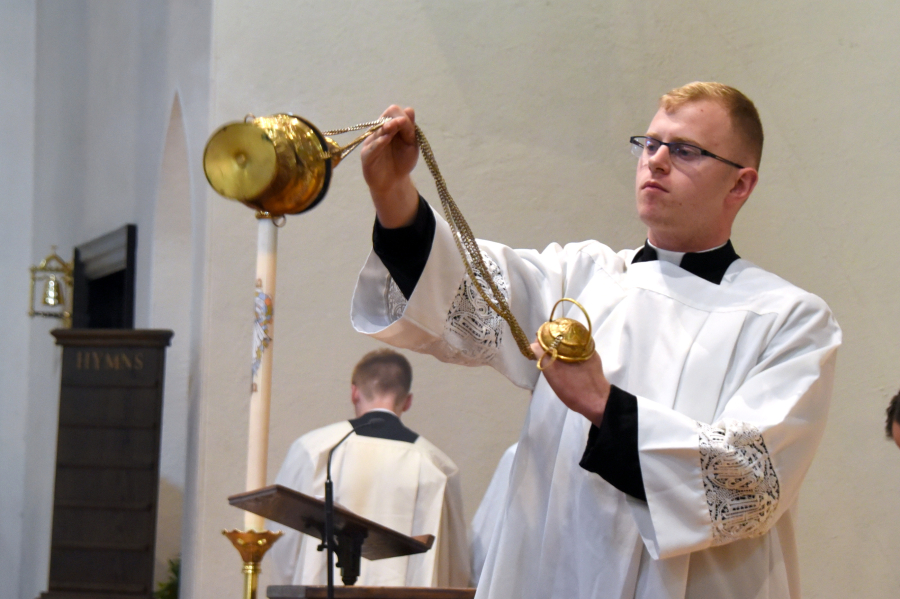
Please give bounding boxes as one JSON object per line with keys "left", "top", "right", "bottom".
{"left": 229, "top": 485, "right": 476, "bottom": 599}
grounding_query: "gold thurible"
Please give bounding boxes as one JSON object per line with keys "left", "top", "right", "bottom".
{"left": 536, "top": 298, "right": 595, "bottom": 371}
{"left": 203, "top": 114, "right": 386, "bottom": 217}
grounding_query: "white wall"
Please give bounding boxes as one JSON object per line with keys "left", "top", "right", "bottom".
{"left": 200, "top": 2, "right": 900, "bottom": 598}
{"left": 15, "top": 3, "right": 91, "bottom": 597}
{"left": 5, "top": 2, "right": 900, "bottom": 599}
{"left": 149, "top": 94, "right": 193, "bottom": 583}
{"left": 2, "top": 2, "right": 212, "bottom": 599}
{"left": 0, "top": 2, "right": 36, "bottom": 598}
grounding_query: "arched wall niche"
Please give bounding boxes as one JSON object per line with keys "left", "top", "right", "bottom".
{"left": 148, "top": 91, "right": 193, "bottom": 585}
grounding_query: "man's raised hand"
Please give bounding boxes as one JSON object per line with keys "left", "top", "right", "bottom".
{"left": 360, "top": 105, "right": 420, "bottom": 228}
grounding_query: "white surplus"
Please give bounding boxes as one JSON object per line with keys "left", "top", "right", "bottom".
{"left": 351, "top": 207, "right": 841, "bottom": 599}
{"left": 470, "top": 443, "right": 518, "bottom": 586}
{"left": 269, "top": 417, "right": 470, "bottom": 588}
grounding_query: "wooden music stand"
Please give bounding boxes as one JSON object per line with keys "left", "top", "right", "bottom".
{"left": 230, "top": 486, "right": 475, "bottom": 599}
{"left": 266, "top": 586, "right": 475, "bottom": 599}
{"left": 229, "top": 485, "right": 437, "bottom": 585}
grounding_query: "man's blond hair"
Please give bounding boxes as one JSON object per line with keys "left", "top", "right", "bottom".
{"left": 660, "top": 82, "right": 764, "bottom": 169}
{"left": 351, "top": 349, "right": 412, "bottom": 407}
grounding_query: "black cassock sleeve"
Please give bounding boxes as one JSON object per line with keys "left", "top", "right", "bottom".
{"left": 580, "top": 385, "right": 647, "bottom": 501}
{"left": 372, "top": 195, "right": 435, "bottom": 300}
{"left": 374, "top": 197, "right": 647, "bottom": 500}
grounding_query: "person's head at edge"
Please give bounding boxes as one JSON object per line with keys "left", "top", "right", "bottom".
{"left": 635, "top": 82, "right": 762, "bottom": 253}
{"left": 351, "top": 348, "right": 413, "bottom": 418}
{"left": 886, "top": 391, "right": 900, "bottom": 449}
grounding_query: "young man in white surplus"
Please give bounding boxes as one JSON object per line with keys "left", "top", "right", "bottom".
{"left": 349, "top": 82, "right": 841, "bottom": 599}
{"left": 270, "top": 348, "right": 469, "bottom": 588}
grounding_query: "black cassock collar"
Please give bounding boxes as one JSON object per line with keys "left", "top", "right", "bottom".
{"left": 349, "top": 410, "right": 419, "bottom": 444}
{"left": 631, "top": 240, "right": 740, "bottom": 285}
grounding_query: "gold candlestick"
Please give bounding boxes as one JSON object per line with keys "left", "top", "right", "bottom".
{"left": 205, "top": 115, "right": 382, "bottom": 598}
{"left": 223, "top": 529, "right": 284, "bottom": 599}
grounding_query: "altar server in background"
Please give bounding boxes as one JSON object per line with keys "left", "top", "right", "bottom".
{"left": 270, "top": 349, "right": 469, "bottom": 587}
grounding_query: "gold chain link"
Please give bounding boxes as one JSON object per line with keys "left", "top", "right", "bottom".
{"left": 322, "top": 119, "right": 387, "bottom": 136}
{"left": 330, "top": 117, "right": 537, "bottom": 360}
{"left": 323, "top": 118, "right": 389, "bottom": 162}
{"left": 415, "top": 126, "right": 536, "bottom": 360}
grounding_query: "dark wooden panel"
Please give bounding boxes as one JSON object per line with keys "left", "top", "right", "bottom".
{"left": 58, "top": 388, "right": 161, "bottom": 429}
{"left": 41, "top": 591, "right": 148, "bottom": 599}
{"left": 51, "top": 506, "right": 154, "bottom": 548}
{"left": 53, "top": 468, "right": 157, "bottom": 506}
{"left": 52, "top": 329, "right": 173, "bottom": 348}
{"left": 56, "top": 428, "right": 158, "bottom": 469}
{"left": 49, "top": 547, "right": 151, "bottom": 591}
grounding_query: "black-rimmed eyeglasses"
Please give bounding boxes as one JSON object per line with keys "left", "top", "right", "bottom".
{"left": 630, "top": 136, "right": 744, "bottom": 169}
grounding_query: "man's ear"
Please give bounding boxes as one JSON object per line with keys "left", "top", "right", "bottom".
{"left": 399, "top": 393, "right": 413, "bottom": 414}
{"left": 351, "top": 384, "right": 361, "bottom": 406}
{"left": 727, "top": 167, "right": 759, "bottom": 210}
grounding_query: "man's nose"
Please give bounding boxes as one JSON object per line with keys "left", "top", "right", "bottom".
{"left": 647, "top": 145, "right": 671, "bottom": 172}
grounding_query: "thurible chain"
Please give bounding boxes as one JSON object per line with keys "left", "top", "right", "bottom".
{"left": 414, "top": 126, "right": 536, "bottom": 361}
{"left": 329, "top": 117, "right": 537, "bottom": 360}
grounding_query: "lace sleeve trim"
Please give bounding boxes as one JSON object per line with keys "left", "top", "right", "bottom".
{"left": 699, "top": 420, "right": 780, "bottom": 545}
{"left": 387, "top": 277, "right": 408, "bottom": 322}
{"left": 442, "top": 251, "right": 507, "bottom": 363}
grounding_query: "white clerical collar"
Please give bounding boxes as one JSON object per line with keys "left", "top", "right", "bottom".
{"left": 647, "top": 239, "right": 728, "bottom": 266}
{"left": 365, "top": 407, "right": 400, "bottom": 418}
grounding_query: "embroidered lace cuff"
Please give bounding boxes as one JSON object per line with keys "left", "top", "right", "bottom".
{"left": 442, "top": 251, "right": 507, "bottom": 363}
{"left": 699, "top": 420, "right": 780, "bottom": 545}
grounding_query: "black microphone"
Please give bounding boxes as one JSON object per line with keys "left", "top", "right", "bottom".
{"left": 323, "top": 416, "right": 386, "bottom": 599}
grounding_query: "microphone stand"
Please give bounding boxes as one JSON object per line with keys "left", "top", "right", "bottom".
{"left": 323, "top": 416, "right": 385, "bottom": 599}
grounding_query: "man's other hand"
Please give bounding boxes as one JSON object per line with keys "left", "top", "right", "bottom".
{"left": 531, "top": 339, "right": 611, "bottom": 427}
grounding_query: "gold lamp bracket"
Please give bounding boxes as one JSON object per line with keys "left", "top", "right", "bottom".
{"left": 29, "top": 246, "right": 74, "bottom": 328}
